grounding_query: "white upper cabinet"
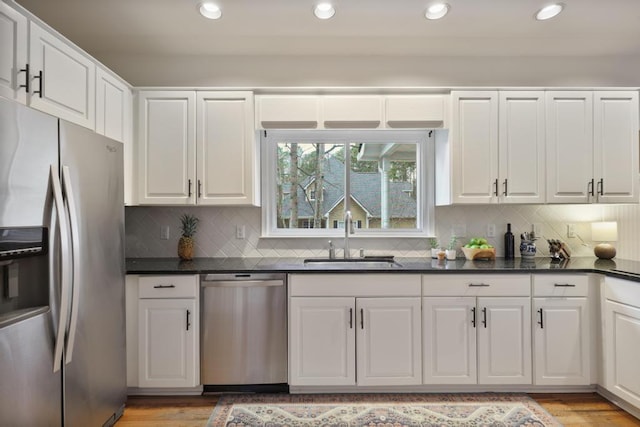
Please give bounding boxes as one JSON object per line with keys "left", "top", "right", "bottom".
{"left": 28, "top": 21, "right": 95, "bottom": 129}
{"left": 448, "top": 90, "right": 545, "bottom": 205}
{"left": 137, "top": 90, "right": 258, "bottom": 206}
{"left": 450, "top": 91, "right": 499, "bottom": 204}
{"left": 137, "top": 91, "right": 196, "bottom": 205}
{"left": 386, "top": 95, "right": 447, "bottom": 128}
{"left": 546, "top": 91, "right": 594, "bottom": 203}
{"left": 256, "top": 94, "right": 448, "bottom": 130}
{"left": 546, "top": 90, "right": 638, "bottom": 204}
{"left": 96, "top": 67, "right": 131, "bottom": 143}
{"left": 499, "top": 91, "right": 545, "bottom": 203}
{"left": 593, "top": 91, "right": 639, "bottom": 203}
{"left": 0, "top": 2, "right": 28, "bottom": 104}
{"left": 323, "top": 96, "right": 382, "bottom": 128}
{"left": 196, "top": 91, "right": 258, "bottom": 206}
{"left": 257, "top": 95, "right": 320, "bottom": 129}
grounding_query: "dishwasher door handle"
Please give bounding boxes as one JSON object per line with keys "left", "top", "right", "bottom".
{"left": 201, "top": 280, "right": 283, "bottom": 288}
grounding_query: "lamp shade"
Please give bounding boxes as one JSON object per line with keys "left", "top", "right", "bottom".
{"left": 591, "top": 222, "right": 618, "bottom": 242}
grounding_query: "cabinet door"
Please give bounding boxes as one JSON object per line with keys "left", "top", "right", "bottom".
{"left": 196, "top": 91, "right": 258, "bottom": 206}
{"left": 499, "top": 91, "right": 545, "bottom": 204}
{"left": 0, "top": 2, "right": 27, "bottom": 104}
{"left": 323, "top": 96, "right": 382, "bottom": 128}
{"left": 594, "top": 91, "right": 639, "bottom": 204}
{"left": 603, "top": 300, "right": 640, "bottom": 408}
{"left": 137, "top": 91, "right": 196, "bottom": 205}
{"left": 385, "top": 95, "right": 447, "bottom": 128}
{"left": 289, "top": 297, "right": 356, "bottom": 386}
{"left": 533, "top": 298, "right": 590, "bottom": 385}
{"left": 477, "top": 297, "right": 532, "bottom": 384}
{"left": 257, "top": 95, "right": 320, "bottom": 129}
{"left": 138, "top": 298, "right": 198, "bottom": 388}
{"left": 29, "top": 22, "right": 95, "bottom": 129}
{"left": 357, "top": 298, "right": 422, "bottom": 386}
{"left": 451, "top": 91, "right": 499, "bottom": 204}
{"left": 423, "top": 297, "right": 476, "bottom": 384}
{"left": 96, "top": 68, "right": 130, "bottom": 143}
{"left": 546, "top": 91, "right": 593, "bottom": 203}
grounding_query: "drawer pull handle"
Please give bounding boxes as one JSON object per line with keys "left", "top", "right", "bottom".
{"left": 471, "top": 307, "right": 476, "bottom": 328}
{"left": 468, "top": 283, "right": 490, "bottom": 287}
{"left": 186, "top": 309, "right": 191, "bottom": 331}
{"left": 537, "top": 308, "right": 544, "bottom": 328}
{"left": 153, "top": 284, "right": 175, "bottom": 289}
{"left": 553, "top": 283, "right": 576, "bottom": 287}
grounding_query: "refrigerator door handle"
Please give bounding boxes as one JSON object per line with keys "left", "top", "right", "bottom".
{"left": 49, "top": 165, "right": 72, "bottom": 373}
{"left": 62, "top": 166, "right": 81, "bottom": 365}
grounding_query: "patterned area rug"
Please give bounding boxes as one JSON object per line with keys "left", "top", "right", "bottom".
{"left": 207, "top": 393, "right": 562, "bottom": 426}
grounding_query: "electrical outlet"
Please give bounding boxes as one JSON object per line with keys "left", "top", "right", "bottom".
{"left": 567, "top": 224, "right": 575, "bottom": 238}
{"left": 533, "top": 223, "right": 543, "bottom": 237}
{"left": 160, "top": 226, "right": 170, "bottom": 240}
{"left": 236, "top": 225, "right": 246, "bottom": 239}
{"left": 487, "top": 224, "right": 496, "bottom": 237}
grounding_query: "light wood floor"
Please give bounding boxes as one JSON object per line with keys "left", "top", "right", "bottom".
{"left": 117, "top": 393, "right": 640, "bottom": 426}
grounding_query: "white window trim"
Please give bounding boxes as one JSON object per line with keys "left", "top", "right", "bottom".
{"left": 261, "top": 129, "right": 435, "bottom": 238}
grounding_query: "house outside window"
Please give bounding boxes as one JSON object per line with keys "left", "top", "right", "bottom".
{"left": 261, "top": 130, "right": 434, "bottom": 237}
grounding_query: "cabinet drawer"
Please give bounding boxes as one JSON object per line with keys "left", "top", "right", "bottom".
{"left": 422, "top": 274, "right": 530, "bottom": 296}
{"left": 139, "top": 275, "right": 198, "bottom": 299}
{"left": 533, "top": 275, "right": 588, "bottom": 297}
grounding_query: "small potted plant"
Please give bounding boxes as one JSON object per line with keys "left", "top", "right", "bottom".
{"left": 446, "top": 236, "right": 457, "bottom": 260}
{"left": 178, "top": 213, "right": 199, "bottom": 261}
{"left": 429, "top": 238, "right": 440, "bottom": 259}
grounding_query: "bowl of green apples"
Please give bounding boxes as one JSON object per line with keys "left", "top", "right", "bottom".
{"left": 461, "top": 237, "right": 496, "bottom": 260}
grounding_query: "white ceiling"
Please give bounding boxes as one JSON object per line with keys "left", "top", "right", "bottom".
{"left": 13, "top": 0, "right": 640, "bottom": 86}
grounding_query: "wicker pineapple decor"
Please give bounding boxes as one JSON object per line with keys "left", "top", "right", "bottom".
{"left": 178, "top": 214, "right": 199, "bottom": 260}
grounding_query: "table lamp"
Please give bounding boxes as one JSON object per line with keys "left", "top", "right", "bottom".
{"left": 591, "top": 222, "right": 618, "bottom": 259}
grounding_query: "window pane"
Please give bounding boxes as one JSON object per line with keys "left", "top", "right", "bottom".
{"left": 276, "top": 142, "right": 344, "bottom": 229}
{"left": 350, "top": 142, "right": 418, "bottom": 229}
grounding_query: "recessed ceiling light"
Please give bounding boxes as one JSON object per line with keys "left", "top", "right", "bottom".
{"left": 314, "top": 3, "right": 336, "bottom": 20}
{"left": 425, "top": 3, "right": 450, "bottom": 20}
{"left": 535, "top": 3, "right": 564, "bottom": 20}
{"left": 199, "top": 2, "right": 222, "bottom": 20}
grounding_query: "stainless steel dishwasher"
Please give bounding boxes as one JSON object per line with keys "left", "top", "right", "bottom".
{"left": 200, "top": 273, "right": 287, "bottom": 392}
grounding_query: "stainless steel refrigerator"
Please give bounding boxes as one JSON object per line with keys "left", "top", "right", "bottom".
{"left": 0, "top": 97, "right": 126, "bottom": 426}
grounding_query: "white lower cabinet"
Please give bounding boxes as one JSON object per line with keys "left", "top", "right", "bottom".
{"left": 533, "top": 298, "right": 590, "bottom": 385}
{"left": 138, "top": 298, "right": 197, "bottom": 388}
{"left": 423, "top": 296, "right": 531, "bottom": 385}
{"left": 130, "top": 275, "right": 200, "bottom": 389}
{"left": 288, "top": 274, "right": 422, "bottom": 387}
{"left": 532, "top": 274, "right": 591, "bottom": 386}
{"left": 289, "top": 297, "right": 356, "bottom": 386}
{"left": 603, "top": 277, "right": 640, "bottom": 408}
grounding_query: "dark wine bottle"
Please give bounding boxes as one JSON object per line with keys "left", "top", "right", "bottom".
{"left": 504, "top": 223, "right": 515, "bottom": 259}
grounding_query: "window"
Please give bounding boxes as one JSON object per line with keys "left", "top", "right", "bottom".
{"left": 261, "top": 130, "right": 434, "bottom": 237}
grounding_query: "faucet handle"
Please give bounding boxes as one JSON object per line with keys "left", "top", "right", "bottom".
{"left": 328, "top": 240, "right": 335, "bottom": 259}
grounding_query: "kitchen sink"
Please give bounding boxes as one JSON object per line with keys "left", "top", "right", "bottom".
{"left": 303, "top": 257, "right": 402, "bottom": 268}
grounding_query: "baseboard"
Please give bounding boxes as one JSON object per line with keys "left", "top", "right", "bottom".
{"left": 597, "top": 386, "right": 640, "bottom": 420}
{"left": 289, "top": 384, "right": 597, "bottom": 394}
{"left": 127, "top": 386, "right": 204, "bottom": 396}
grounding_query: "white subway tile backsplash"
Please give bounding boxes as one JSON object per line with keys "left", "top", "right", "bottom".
{"left": 125, "top": 203, "right": 640, "bottom": 261}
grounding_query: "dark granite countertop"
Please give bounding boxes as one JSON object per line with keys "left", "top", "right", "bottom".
{"left": 126, "top": 256, "right": 640, "bottom": 282}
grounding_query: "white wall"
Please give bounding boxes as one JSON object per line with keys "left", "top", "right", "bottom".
{"left": 105, "top": 54, "right": 640, "bottom": 88}
{"left": 125, "top": 203, "right": 640, "bottom": 260}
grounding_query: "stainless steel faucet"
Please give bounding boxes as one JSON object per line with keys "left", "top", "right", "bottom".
{"left": 344, "top": 210, "right": 353, "bottom": 258}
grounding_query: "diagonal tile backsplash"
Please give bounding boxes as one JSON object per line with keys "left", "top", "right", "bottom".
{"left": 125, "top": 203, "right": 640, "bottom": 261}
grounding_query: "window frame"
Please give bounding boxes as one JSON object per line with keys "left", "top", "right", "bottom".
{"left": 261, "top": 129, "right": 434, "bottom": 238}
